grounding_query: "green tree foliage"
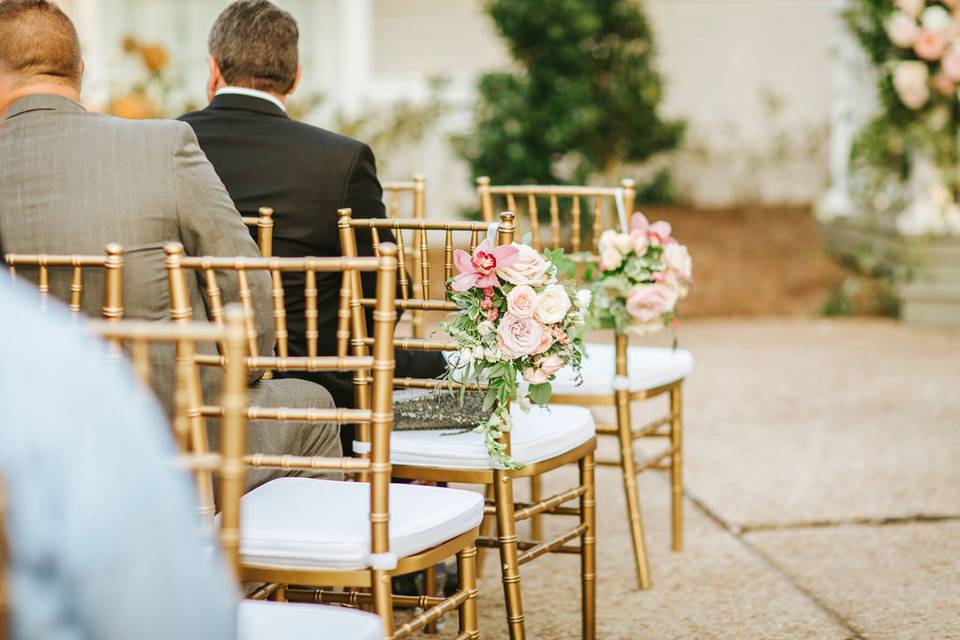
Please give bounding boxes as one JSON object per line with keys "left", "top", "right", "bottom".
{"left": 457, "top": 0, "right": 685, "bottom": 190}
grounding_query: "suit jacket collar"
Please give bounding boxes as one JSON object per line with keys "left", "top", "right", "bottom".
{"left": 3, "top": 94, "right": 85, "bottom": 120}
{"left": 207, "top": 93, "right": 289, "bottom": 119}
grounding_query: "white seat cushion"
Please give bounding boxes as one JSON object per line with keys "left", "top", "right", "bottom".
{"left": 551, "top": 343, "right": 694, "bottom": 396}
{"left": 239, "top": 600, "right": 382, "bottom": 640}
{"left": 240, "top": 478, "right": 483, "bottom": 570}
{"left": 391, "top": 404, "right": 595, "bottom": 470}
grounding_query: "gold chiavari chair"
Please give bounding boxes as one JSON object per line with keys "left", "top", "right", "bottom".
{"left": 89, "top": 308, "right": 385, "bottom": 639}
{"left": 163, "top": 244, "right": 483, "bottom": 639}
{"left": 340, "top": 209, "right": 598, "bottom": 640}
{"left": 477, "top": 178, "right": 694, "bottom": 590}
{"left": 382, "top": 175, "right": 427, "bottom": 339}
{"left": 243, "top": 207, "right": 275, "bottom": 258}
{"left": 4, "top": 243, "right": 124, "bottom": 321}
{"left": 0, "top": 476, "right": 9, "bottom": 640}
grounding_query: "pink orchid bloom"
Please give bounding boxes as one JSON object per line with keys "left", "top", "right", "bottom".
{"left": 630, "top": 212, "right": 672, "bottom": 245}
{"left": 451, "top": 239, "right": 519, "bottom": 292}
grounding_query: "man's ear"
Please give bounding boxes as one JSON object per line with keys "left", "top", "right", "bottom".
{"left": 207, "top": 55, "right": 222, "bottom": 102}
{"left": 288, "top": 64, "right": 302, "bottom": 97}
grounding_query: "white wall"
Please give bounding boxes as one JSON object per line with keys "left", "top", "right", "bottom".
{"left": 62, "top": 0, "right": 841, "bottom": 210}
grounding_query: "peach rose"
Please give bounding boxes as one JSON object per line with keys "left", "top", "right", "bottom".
{"left": 625, "top": 284, "right": 679, "bottom": 323}
{"left": 539, "top": 353, "right": 565, "bottom": 376}
{"left": 497, "top": 313, "right": 547, "bottom": 358}
{"left": 506, "top": 284, "right": 538, "bottom": 318}
{"left": 934, "top": 71, "right": 956, "bottom": 95}
{"left": 497, "top": 244, "right": 552, "bottom": 287}
{"left": 522, "top": 353, "right": 565, "bottom": 384}
{"left": 915, "top": 30, "right": 946, "bottom": 60}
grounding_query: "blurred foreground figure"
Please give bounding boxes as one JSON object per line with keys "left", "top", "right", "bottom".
{"left": 180, "top": 0, "right": 445, "bottom": 452}
{"left": 0, "top": 281, "right": 237, "bottom": 640}
{"left": 0, "top": 0, "right": 341, "bottom": 489}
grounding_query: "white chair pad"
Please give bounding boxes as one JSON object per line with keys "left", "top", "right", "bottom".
{"left": 239, "top": 600, "right": 382, "bottom": 640}
{"left": 239, "top": 478, "right": 483, "bottom": 570}
{"left": 551, "top": 343, "right": 693, "bottom": 395}
{"left": 391, "top": 404, "right": 595, "bottom": 470}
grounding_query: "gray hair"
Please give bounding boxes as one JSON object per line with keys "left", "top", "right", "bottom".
{"left": 208, "top": 0, "right": 299, "bottom": 95}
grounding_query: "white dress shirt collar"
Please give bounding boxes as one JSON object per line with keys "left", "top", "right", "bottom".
{"left": 215, "top": 86, "right": 287, "bottom": 112}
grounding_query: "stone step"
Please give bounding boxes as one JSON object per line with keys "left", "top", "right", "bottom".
{"left": 899, "top": 283, "right": 960, "bottom": 327}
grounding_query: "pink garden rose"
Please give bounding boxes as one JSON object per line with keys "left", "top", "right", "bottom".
{"left": 452, "top": 239, "right": 518, "bottom": 292}
{"left": 914, "top": 30, "right": 946, "bottom": 60}
{"left": 497, "top": 312, "right": 547, "bottom": 358}
{"left": 506, "top": 284, "right": 538, "bottom": 318}
{"left": 497, "top": 244, "right": 552, "bottom": 287}
{"left": 625, "top": 284, "right": 679, "bottom": 324}
{"left": 630, "top": 212, "right": 672, "bottom": 245}
{"left": 893, "top": 61, "right": 930, "bottom": 109}
{"left": 886, "top": 11, "right": 919, "bottom": 47}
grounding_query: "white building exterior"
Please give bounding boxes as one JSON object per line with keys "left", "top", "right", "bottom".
{"left": 59, "top": 0, "right": 858, "bottom": 213}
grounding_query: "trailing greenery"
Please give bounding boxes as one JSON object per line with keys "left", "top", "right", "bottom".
{"left": 456, "top": 0, "right": 684, "bottom": 197}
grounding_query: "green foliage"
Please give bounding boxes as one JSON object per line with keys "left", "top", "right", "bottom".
{"left": 456, "top": 0, "right": 684, "bottom": 191}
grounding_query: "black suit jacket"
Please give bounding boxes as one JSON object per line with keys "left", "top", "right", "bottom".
{"left": 180, "top": 94, "right": 443, "bottom": 422}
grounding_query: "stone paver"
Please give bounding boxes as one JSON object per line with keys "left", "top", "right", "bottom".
{"left": 430, "top": 319, "right": 959, "bottom": 639}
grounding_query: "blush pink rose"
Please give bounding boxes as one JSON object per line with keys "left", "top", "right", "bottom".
{"left": 934, "top": 71, "right": 956, "bottom": 95}
{"left": 497, "top": 244, "right": 552, "bottom": 287}
{"left": 522, "top": 353, "right": 565, "bottom": 384}
{"left": 662, "top": 242, "right": 693, "bottom": 282}
{"left": 539, "top": 353, "right": 565, "bottom": 376}
{"left": 506, "top": 284, "right": 538, "bottom": 318}
{"left": 942, "top": 46, "right": 960, "bottom": 81}
{"left": 533, "top": 327, "right": 554, "bottom": 355}
{"left": 497, "top": 312, "right": 547, "bottom": 358}
{"left": 914, "top": 30, "right": 946, "bottom": 60}
{"left": 625, "top": 284, "right": 679, "bottom": 323}
{"left": 887, "top": 12, "right": 919, "bottom": 47}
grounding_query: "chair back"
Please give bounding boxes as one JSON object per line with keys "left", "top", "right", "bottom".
{"left": 0, "top": 475, "right": 9, "bottom": 640}
{"left": 89, "top": 309, "right": 248, "bottom": 575}
{"left": 339, "top": 208, "right": 515, "bottom": 448}
{"left": 382, "top": 175, "right": 426, "bottom": 220}
{"left": 477, "top": 177, "right": 634, "bottom": 255}
{"left": 4, "top": 243, "right": 124, "bottom": 319}
{"left": 164, "top": 246, "right": 400, "bottom": 568}
{"left": 242, "top": 207, "right": 275, "bottom": 258}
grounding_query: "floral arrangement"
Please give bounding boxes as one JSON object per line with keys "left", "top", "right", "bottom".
{"left": 846, "top": 0, "right": 960, "bottom": 235}
{"left": 589, "top": 213, "right": 692, "bottom": 336}
{"left": 443, "top": 238, "right": 589, "bottom": 468}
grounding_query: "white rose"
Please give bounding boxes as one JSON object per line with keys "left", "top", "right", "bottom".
{"left": 472, "top": 345, "right": 485, "bottom": 360}
{"left": 457, "top": 348, "right": 473, "bottom": 364}
{"left": 535, "top": 284, "right": 572, "bottom": 324}
{"left": 600, "top": 247, "right": 622, "bottom": 271}
{"left": 887, "top": 11, "right": 919, "bottom": 47}
{"left": 613, "top": 232, "right": 633, "bottom": 255}
{"left": 477, "top": 320, "right": 495, "bottom": 336}
{"left": 575, "top": 289, "right": 592, "bottom": 310}
{"left": 598, "top": 229, "right": 619, "bottom": 253}
{"left": 484, "top": 347, "right": 502, "bottom": 362}
{"left": 922, "top": 5, "right": 951, "bottom": 32}
{"left": 893, "top": 61, "right": 930, "bottom": 109}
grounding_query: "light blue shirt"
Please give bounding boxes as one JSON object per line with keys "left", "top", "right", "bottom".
{"left": 0, "top": 281, "right": 237, "bottom": 639}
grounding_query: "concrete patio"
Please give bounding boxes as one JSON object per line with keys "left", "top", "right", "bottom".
{"left": 438, "top": 318, "right": 960, "bottom": 639}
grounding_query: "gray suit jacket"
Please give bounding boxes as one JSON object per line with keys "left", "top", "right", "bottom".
{"left": 0, "top": 94, "right": 274, "bottom": 395}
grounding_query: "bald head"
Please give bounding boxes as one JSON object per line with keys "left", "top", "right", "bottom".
{"left": 0, "top": 0, "right": 82, "bottom": 91}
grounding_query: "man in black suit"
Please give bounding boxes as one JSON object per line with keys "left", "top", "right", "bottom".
{"left": 180, "top": 0, "right": 444, "bottom": 453}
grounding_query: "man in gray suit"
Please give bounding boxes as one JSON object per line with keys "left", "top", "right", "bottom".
{"left": 0, "top": 0, "right": 340, "bottom": 489}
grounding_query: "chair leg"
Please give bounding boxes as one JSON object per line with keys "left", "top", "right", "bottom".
{"left": 457, "top": 545, "right": 480, "bottom": 640}
{"left": 424, "top": 564, "right": 438, "bottom": 633}
{"left": 476, "top": 482, "right": 496, "bottom": 578}
{"left": 579, "top": 453, "right": 597, "bottom": 640}
{"left": 494, "top": 469, "right": 526, "bottom": 639}
{"left": 529, "top": 475, "right": 543, "bottom": 541}
{"left": 615, "top": 389, "right": 652, "bottom": 590}
{"left": 670, "top": 385, "right": 684, "bottom": 552}
{"left": 372, "top": 569, "right": 394, "bottom": 637}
